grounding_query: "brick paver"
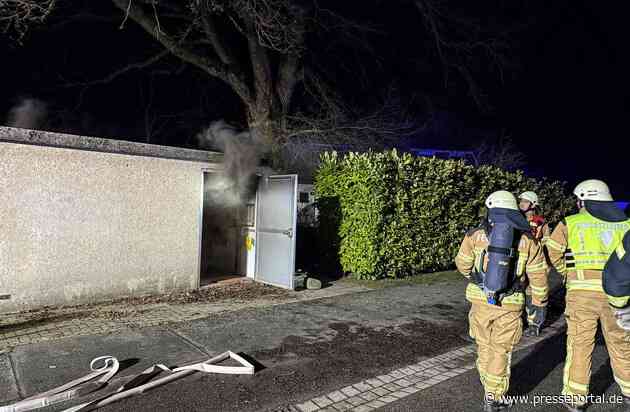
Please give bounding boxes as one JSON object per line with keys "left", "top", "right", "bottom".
{"left": 289, "top": 315, "right": 567, "bottom": 411}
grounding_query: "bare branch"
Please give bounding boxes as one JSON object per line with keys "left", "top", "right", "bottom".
{"left": 415, "top": 0, "right": 448, "bottom": 86}
{"left": 62, "top": 49, "right": 170, "bottom": 88}
{"left": 198, "top": 9, "right": 233, "bottom": 65}
{"left": 413, "top": 0, "right": 511, "bottom": 108}
{"left": 0, "top": 0, "right": 56, "bottom": 41}
{"left": 277, "top": 84, "right": 424, "bottom": 176}
{"left": 110, "top": 0, "right": 253, "bottom": 105}
{"left": 474, "top": 133, "right": 527, "bottom": 172}
{"left": 276, "top": 54, "right": 301, "bottom": 119}
{"left": 232, "top": 0, "right": 308, "bottom": 54}
{"left": 118, "top": 0, "right": 132, "bottom": 29}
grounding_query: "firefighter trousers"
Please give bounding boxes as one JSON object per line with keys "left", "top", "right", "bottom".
{"left": 468, "top": 302, "right": 523, "bottom": 399}
{"left": 562, "top": 291, "right": 630, "bottom": 405}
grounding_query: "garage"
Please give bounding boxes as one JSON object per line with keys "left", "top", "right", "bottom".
{"left": 0, "top": 126, "right": 298, "bottom": 313}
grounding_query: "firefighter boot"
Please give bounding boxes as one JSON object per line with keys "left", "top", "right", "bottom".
{"left": 483, "top": 400, "right": 510, "bottom": 412}
{"left": 484, "top": 394, "right": 510, "bottom": 412}
{"left": 524, "top": 324, "right": 541, "bottom": 337}
{"left": 562, "top": 402, "right": 587, "bottom": 412}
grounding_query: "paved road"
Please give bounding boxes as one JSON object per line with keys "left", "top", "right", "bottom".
{"left": 2, "top": 274, "right": 627, "bottom": 412}
{"left": 383, "top": 330, "right": 626, "bottom": 412}
{"left": 1, "top": 279, "right": 470, "bottom": 411}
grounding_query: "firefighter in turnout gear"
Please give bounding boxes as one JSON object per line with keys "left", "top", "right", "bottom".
{"left": 456, "top": 191, "right": 548, "bottom": 412}
{"left": 547, "top": 179, "right": 630, "bottom": 411}
{"left": 519, "top": 191, "right": 550, "bottom": 243}
{"left": 603, "top": 230, "right": 630, "bottom": 332}
{"left": 518, "top": 191, "right": 551, "bottom": 337}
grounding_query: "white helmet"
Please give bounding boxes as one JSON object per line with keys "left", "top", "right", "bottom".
{"left": 485, "top": 190, "right": 519, "bottom": 211}
{"left": 573, "top": 179, "right": 613, "bottom": 201}
{"left": 519, "top": 191, "right": 540, "bottom": 207}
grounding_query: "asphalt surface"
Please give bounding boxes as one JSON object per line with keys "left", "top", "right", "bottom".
{"left": 383, "top": 331, "right": 627, "bottom": 412}
{"left": 1, "top": 279, "right": 470, "bottom": 411}
{"left": 2, "top": 273, "right": 628, "bottom": 412}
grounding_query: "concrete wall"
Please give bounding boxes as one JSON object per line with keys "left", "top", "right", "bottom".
{"left": 0, "top": 127, "right": 223, "bottom": 313}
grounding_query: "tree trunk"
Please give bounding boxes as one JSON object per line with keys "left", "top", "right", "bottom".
{"left": 246, "top": 103, "right": 285, "bottom": 169}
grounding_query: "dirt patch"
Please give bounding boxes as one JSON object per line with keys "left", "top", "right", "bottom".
{"left": 0, "top": 311, "right": 92, "bottom": 333}
{"left": 7, "top": 280, "right": 290, "bottom": 315}
{"left": 252, "top": 319, "right": 468, "bottom": 370}
{"left": 94, "top": 318, "right": 471, "bottom": 412}
{"left": 84, "top": 280, "right": 290, "bottom": 307}
{"left": 1, "top": 280, "right": 292, "bottom": 331}
{"left": 141, "top": 319, "right": 471, "bottom": 412}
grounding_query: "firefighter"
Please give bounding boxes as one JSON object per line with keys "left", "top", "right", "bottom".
{"left": 456, "top": 190, "right": 548, "bottom": 412}
{"left": 546, "top": 179, "right": 630, "bottom": 411}
{"left": 518, "top": 191, "right": 550, "bottom": 243}
{"left": 518, "top": 191, "right": 551, "bottom": 336}
{"left": 603, "top": 230, "right": 630, "bottom": 332}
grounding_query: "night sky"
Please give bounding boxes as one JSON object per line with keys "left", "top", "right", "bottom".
{"left": 497, "top": 1, "right": 629, "bottom": 199}
{"left": 1, "top": 1, "right": 627, "bottom": 198}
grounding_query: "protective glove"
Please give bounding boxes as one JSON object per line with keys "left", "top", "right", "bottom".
{"left": 611, "top": 305, "right": 630, "bottom": 332}
{"left": 469, "top": 271, "right": 484, "bottom": 288}
{"left": 525, "top": 305, "right": 547, "bottom": 336}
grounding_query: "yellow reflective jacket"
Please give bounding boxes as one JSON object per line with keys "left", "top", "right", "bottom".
{"left": 547, "top": 209, "right": 630, "bottom": 306}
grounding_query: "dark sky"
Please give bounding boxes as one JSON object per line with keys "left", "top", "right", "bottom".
{"left": 1, "top": 1, "right": 627, "bottom": 198}
{"left": 496, "top": 1, "right": 628, "bottom": 199}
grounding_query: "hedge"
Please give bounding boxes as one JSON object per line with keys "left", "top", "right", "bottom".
{"left": 314, "top": 150, "right": 576, "bottom": 279}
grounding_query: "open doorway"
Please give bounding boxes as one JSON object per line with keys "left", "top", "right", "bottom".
{"left": 199, "top": 172, "right": 299, "bottom": 290}
{"left": 199, "top": 172, "right": 256, "bottom": 286}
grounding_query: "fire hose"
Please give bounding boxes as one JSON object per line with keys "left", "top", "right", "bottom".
{"left": 0, "top": 356, "right": 119, "bottom": 412}
{"left": 0, "top": 351, "right": 255, "bottom": 412}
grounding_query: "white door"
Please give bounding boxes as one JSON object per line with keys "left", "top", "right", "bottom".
{"left": 255, "top": 175, "right": 298, "bottom": 289}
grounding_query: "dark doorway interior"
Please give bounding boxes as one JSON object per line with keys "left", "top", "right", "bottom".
{"left": 200, "top": 172, "right": 258, "bottom": 287}
{"left": 200, "top": 172, "right": 241, "bottom": 286}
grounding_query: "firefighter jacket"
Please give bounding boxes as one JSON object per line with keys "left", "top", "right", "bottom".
{"left": 547, "top": 208, "right": 630, "bottom": 306}
{"left": 455, "top": 227, "right": 549, "bottom": 311}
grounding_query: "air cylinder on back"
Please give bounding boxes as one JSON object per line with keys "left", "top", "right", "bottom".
{"left": 480, "top": 207, "right": 529, "bottom": 305}
{"left": 483, "top": 221, "right": 515, "bottom": 304}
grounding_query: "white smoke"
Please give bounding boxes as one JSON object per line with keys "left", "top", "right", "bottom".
{"left": 197, "top": 121, "right": 268, "bottom": 273}
{"left": 197, "top": 120, "right": 263, "bottom": 207}
{"left": 6, "top": 98, "right": 48, "bottom": 130}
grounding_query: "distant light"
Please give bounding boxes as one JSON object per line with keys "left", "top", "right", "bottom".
{"left": 615, "top": 201, "right": 629, "bottom": 210}
{"left": 408, "top": 148, "right": 477, "bottom": 164}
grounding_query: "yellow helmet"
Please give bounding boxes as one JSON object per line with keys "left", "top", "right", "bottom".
{"left": 573, "top": 179, "right": 613, "bottom": 201}
{"left": 485, "top": 190, "right": 519, "bottom": 211}
{"left": 519, "top": 191, "right": 540, "bottom": 207}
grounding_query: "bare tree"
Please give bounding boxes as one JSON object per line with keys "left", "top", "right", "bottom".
{"left": 2, "top": 0, "right": 518, "bottom": 170}
{"left": 280, "top": 84, "right": 421, "bottom": 176}
{"left": 414, "top": 0, "right": 513, "bottom": 110}
{"left": 2, "top": 1, "right": 418, "bottom": 162}
{"left": 0, "top": 0, "right": 56, "bottom": 41}
{"left": 3, "top": 0, "right": 381, "bottom": 162}
{"left": 474, "top": 133, "right": 527, "bottom": 172}
{"left": 138, "top": 74, "right": 174, "bottom": 143}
